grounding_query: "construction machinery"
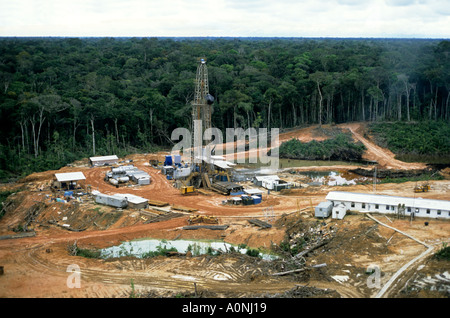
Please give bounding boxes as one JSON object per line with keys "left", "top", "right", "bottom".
{"left": 414, "top": 182, "right": 430, "bottom": 193}
{"left": 180, "top": 185, "right": 195, "bottom": 195}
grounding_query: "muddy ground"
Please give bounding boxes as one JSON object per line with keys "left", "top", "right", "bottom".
{"left": 0, "top": 123, "right": 449, "bottom": 299}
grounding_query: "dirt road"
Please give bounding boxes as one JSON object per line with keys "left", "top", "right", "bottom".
{"left": 340, "top": 123, "right": 426, "bottom": 170}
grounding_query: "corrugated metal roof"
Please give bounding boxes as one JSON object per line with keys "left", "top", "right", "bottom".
{"left": 326, "top": 191, "right": 450, "bottom": 211}
{"left": 254, "top": 175, "right": 280, "bottom": 181}
{"left": 114, "top": 193, "right": 148, "bottom": 204}
{"left": 213, "top": 160, "right": 233, "bottom": 169}
{"left": 89, "top": 155, "right": 118, "bottom": 162}
{"left": 244, "top": 188, "right": 264, "bottom": 194}
{"left": 55, "top": 172, "right": 86, "bottom": 182}
{"left": 317, "top": 201, "right": 333, "bottom": 208}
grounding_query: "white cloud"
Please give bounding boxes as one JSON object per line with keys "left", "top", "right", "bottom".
{"left": 0, "top": 0, "right": 448, "bottom": 37}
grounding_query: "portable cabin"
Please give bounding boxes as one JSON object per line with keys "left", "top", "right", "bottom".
{"left": 252, "top": 176, "right": 266, "bottom": 187}
{"left": 251, "top": 195, "right": 262, "bottom": 204}
{"left": 131, "top": 172, "right": 150, "bottom": 182}
{"left": 94, "top": 193, "right": 128, "bottom": 208}
{"left": 273, "top": 179, "right": 292, "bottom": 191}
{"left": 257, "top": 175, "right": 291, "bottom": 191}
{"left": 315, "top": 201, "right": 333, "bottom": 218}
{"left": 114, "top": 193, "right": 148, "bottom": 209}
{"left": 89, "top": 155, "right": 119, "bottom": 167}
{"left": 136, "top": 176, "right": 151, "bottom": 185}
{"left": 332, "top": 202, "right": 347, "bottom": 220}
{"left": 230, "top": 197, "right": 242, "bottom": 205}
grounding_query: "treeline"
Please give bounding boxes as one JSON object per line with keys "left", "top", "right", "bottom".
{"left": 369, "top": 121, "right": 450, "bottom": 163}
{"left": 0, "top": 37, "right": 449, "bottom": 179}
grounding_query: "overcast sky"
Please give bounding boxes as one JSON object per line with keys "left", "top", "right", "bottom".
{"left": 0, "top": 0, "right": 448, "bottom": 38}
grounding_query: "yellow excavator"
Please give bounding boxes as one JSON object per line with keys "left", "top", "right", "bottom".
{"left": 414, "top": 182, "right": 430, "bottom": 193}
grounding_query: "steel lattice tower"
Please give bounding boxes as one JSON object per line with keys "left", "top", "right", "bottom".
{"left": 192, "top": 58, "right": 212, "bottom": 146}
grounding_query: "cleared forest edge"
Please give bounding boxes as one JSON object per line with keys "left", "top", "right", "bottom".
{"left": 0, "top": 123, "right": 448, "bottom": 299}
{"left": 277, "top": 122, "right": 427, "bottom": 170}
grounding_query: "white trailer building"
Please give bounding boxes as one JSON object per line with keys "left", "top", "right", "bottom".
{"left": 89, "top": 155, "right": 119, "bottom": 167}
{"left": 326, "top": 191, "right": 450, "bottom": 220}
{"left": 315, "top": 201, "right": 333, "bottom": 218}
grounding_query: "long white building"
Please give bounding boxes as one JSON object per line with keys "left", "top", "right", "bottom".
{"left": 325, "top": 191, "right": 450, "bottom": 220}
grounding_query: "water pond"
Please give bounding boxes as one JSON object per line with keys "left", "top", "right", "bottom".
{"left": 100, "top": 238, "right": 278, "bottom": 261}
{"left": 295, "top": 170, "right": 375, "bottom": 186}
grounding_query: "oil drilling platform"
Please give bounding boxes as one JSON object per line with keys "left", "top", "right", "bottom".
{"left": 192, "top": 58, "right": 214, "bottom": 144}
{"left": 165, "top": 58, "right": 244, "bottom": 196}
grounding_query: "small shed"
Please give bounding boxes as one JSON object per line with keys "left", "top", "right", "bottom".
{"left": 89, "top": 155, "right": 119, "bottom": 167}
{"left": 315, "top": 201, "right": 332, "bottom": 218}
{"left": 273, "top": 180, "right": 291, "bottom": 191}
{"left": 251, "top": 195, "right": 262, "bottom": 204}
{"left": 254, "top": 175, "right": 291, "bottom": 191}
{"left": 252, "top": 176, "right": 268, "bottom": 187}
{"left": 241, "top": 195, "right": 254, "bottom": 205}
{"left": 229, "top": 197, "right": 242, "bottom": 205}
{"left": 332, "top": 203, "right": 347, "bottom": 220}
{"left": 53, "top": 172, "right": 86, "bottom": 191}
{"left": 136, "top": 176, "right": 151, "bottom": 185}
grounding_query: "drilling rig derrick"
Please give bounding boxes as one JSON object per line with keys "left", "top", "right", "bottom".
{"left": 192, "top": 58, "right": 214, "bottom": 146}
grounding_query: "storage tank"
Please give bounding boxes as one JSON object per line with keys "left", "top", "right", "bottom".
{"left": 117, "top": 176, "right": 129, "bottom": 183}
{"left": 164, "top": 155, "right": 173, "bottom": 166}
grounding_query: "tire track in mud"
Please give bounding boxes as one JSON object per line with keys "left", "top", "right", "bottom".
{"left": 12, "top": 242, "right": 297, "bottom": 297}
{"left": 83, "top": 162, "right": 297, "bottom": 216}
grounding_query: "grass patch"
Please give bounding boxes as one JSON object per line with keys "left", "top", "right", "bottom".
{"left": 75, "top": 247, "right": 102, "bottom": 259}
{"left": 278, "top": 132, "right": 366, "bottom": 162}
{"left": 378, "top": 173, "right": 444, "bottom": 184}
{"left": 433, "top": 243, "right": 450, "bottom": 261}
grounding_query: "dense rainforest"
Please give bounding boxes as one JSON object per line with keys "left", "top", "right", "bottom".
{"left": 0, "top": 37, "right": 449, "bottom": 180}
